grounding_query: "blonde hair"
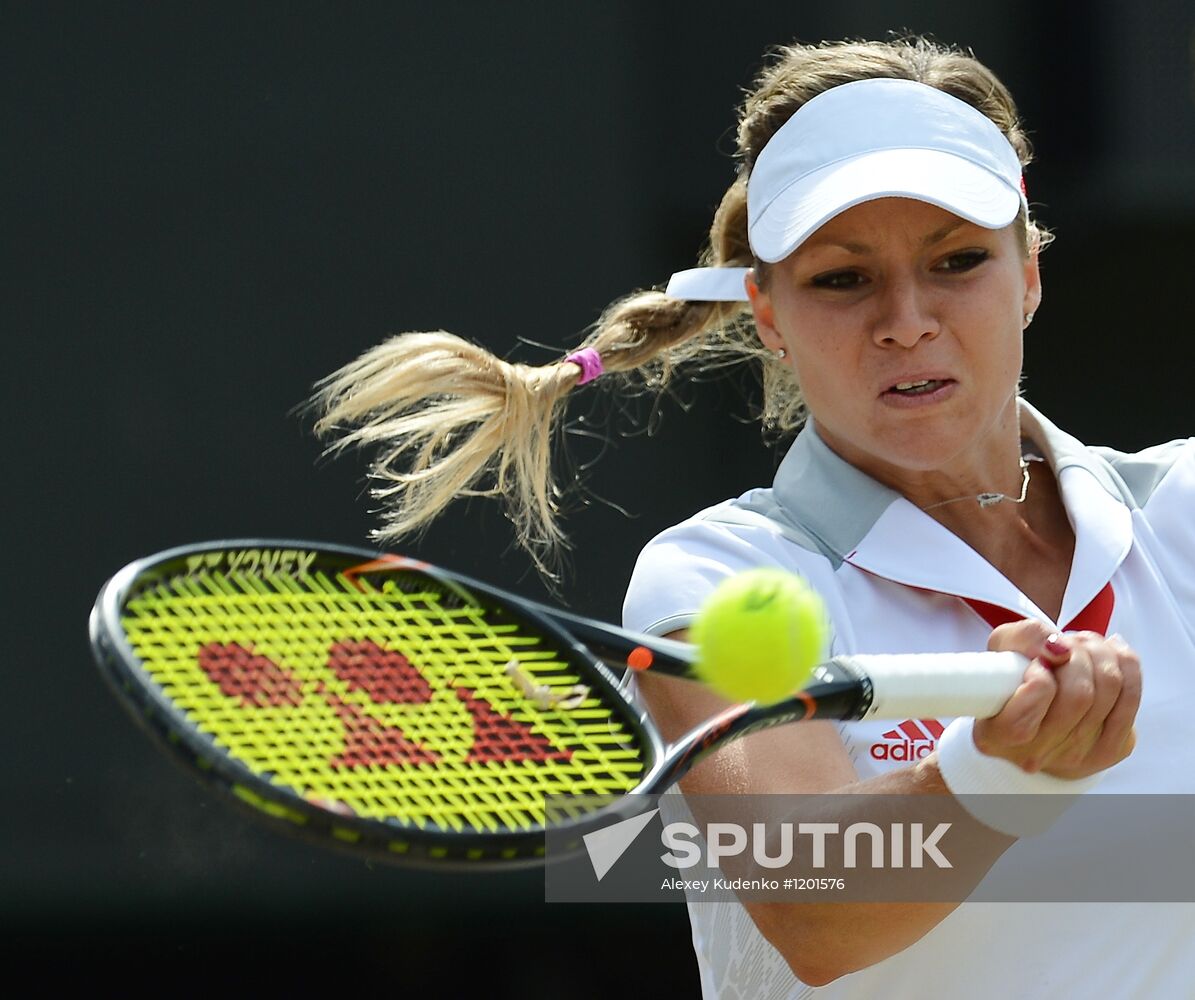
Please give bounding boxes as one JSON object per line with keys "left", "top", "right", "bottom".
{"left": 311, "top": 36, "right": 1047, "bottom": 575}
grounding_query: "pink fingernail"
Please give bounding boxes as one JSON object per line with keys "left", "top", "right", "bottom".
{"left": 1044, "top": 632, "right": 1070, "bottom": 657}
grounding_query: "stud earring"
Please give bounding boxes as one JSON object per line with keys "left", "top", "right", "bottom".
{"left": 1024, "top": 312, "right": 1035, "bottom": 328}
{"left": 777, "top": 348, "right": 787, "bottom": 360}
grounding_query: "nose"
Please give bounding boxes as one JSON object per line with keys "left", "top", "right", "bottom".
{"left": 870, "top": 275, "right": 939, "bottom": 349}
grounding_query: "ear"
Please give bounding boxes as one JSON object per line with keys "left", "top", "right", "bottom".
{"left": 1022, "top": 249, "right": 1042, "bottom": 322}
{"left": 746, "top": 270, "right": 784, "bottom": 353}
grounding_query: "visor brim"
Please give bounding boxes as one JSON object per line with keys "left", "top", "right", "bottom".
{"left": 749, "top": 148, "right": 1024, "bottom": 264}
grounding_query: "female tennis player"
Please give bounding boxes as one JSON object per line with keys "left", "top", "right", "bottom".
{"left": 312, "top": 37, "right": 1195, "bottom": 998}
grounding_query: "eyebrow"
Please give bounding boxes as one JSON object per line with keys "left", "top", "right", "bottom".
{"left": 802, "top": 218, "right": 969, "bottom": 255}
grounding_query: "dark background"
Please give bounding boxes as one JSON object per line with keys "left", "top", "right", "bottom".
{"left": 6, "top": 1, "right": 1194, "bottom": 993}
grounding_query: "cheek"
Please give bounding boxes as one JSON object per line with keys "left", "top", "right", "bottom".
{"left": 791, "top": 311, "right": 859, "bottom": 364}
{"left": 1004, "top": 339, "right": 1025, "bottom": 389}
{"left": 985, "top": 304, "right": 1026, "bottom": 377}
{"left": 788, "top": 334, "right": 860, "bottom": 405}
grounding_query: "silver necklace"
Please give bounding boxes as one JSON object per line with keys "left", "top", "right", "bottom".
{"left": 921, "top": 457, "right": 1033, "bottom": 511}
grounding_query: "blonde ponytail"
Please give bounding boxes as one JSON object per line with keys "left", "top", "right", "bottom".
{"left": 310, "top": 291, "right": 755, "bottom": 575}
{"left": 312, "top": 332, "right": 577, "bottom": 565}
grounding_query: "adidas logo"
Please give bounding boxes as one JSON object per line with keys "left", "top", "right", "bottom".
{"left": 868, "top": 719, "right": 944, "bottom": 762}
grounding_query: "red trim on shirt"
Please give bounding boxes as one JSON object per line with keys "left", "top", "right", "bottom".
{"left": 960, "top": 598, "right": 1022, "bottom": 631}
{"left": 1062, "top": 582, "right": 1116, "bottom": 635}
{"left": 963, "top": 582, "right": 1115, "bottom": 636}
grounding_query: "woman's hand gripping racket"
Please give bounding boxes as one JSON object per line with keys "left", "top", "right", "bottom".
{"left": 89, "top": 540, "right": 1028, "bottom": 868}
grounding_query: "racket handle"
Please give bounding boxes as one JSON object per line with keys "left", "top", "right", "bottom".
{"left": 844, "top": 651, "right": 1030, "bottom": 720}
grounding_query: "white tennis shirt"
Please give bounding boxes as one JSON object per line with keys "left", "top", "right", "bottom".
{"left": 623, "top": 400, "right": 1195, "bottom": 999}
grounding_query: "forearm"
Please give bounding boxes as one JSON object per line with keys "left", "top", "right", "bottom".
{"left": 737, "top": 754, "right": 1014, "bottom": 985}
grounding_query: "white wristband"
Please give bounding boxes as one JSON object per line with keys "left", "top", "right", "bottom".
{"left": 936, "top": 716, "right": 1103, "bottom": 837}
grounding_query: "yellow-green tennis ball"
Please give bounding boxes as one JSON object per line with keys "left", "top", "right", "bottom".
{"left": 691, "top": 568, "right": 828, "bottom": 704}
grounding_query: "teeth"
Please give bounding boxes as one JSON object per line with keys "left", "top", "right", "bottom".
{"left": 894, "top": 380, "right": 932, "bottom": 391}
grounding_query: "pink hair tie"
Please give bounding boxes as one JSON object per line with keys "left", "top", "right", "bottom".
{"left": 564, "top": 347, "right": 604, "bottom": 385}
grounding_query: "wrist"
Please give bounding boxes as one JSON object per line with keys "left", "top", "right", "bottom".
{"left": 935, "top": 716, "right": 1103, "bottom": 837}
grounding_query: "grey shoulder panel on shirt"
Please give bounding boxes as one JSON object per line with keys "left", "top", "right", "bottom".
{"left": 1090, "top": 440, "right": 1192, "bottom": 508}
{"left": 701, "top": 493, "right": 845, "bottom": 570}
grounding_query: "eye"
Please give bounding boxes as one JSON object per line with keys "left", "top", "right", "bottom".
{"left": 935, "top": 249, "right": 989, "bottom": 273}
{"left": 810, "top": 269, "right": 866, "bottom": 290}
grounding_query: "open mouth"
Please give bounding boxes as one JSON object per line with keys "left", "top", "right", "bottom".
{"left": 885, "top": 378, "right": 952, "bottom": 397}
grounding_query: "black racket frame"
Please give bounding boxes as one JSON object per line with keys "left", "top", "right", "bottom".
{"left": 89, "top": 538, "right": 686, "bottom": 869}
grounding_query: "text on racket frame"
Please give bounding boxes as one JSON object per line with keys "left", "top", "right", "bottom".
{"left": 185, "top": 548, "right": 318, "bottom": 576}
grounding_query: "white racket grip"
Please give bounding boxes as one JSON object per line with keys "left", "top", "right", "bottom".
{"left": 843, "top": 651, "right": 1030, "bottom": 720}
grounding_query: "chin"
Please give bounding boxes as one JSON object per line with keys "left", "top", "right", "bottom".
{"left": 867, "top": 430, "right": 984, "bottom": 482}
{"left": 870, "top": 423, "right": 960, "bottom": 462}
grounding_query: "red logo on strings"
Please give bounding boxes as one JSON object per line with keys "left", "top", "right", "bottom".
{"left": 197, "top": 640, "right": 573, "bottom": 767}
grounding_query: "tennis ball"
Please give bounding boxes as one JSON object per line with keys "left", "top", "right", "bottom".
{"left": 691, "top": 568, "right": 828, "bottom": 704}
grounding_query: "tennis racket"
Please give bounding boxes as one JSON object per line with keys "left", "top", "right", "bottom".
{"left": 90, "top": 539, "right": 1028, "bottom": 868}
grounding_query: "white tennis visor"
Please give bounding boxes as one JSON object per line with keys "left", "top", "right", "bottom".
{"left": 666, "top": 78, "right": 1027, "bottom": 302}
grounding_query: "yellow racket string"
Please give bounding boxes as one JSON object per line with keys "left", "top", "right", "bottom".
{"left": 121, "top": 569, "right": 645, "bottom": 833}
